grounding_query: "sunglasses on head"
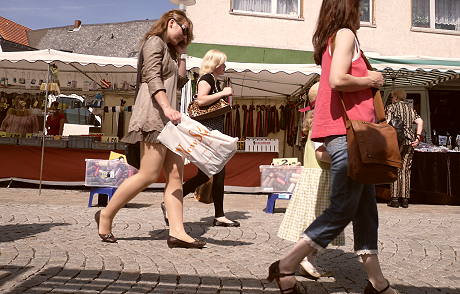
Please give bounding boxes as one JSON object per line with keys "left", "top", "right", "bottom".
{"left": 171, "top": 19, "right": 188, "bottom": 36}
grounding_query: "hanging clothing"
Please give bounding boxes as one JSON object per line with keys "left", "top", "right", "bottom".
{"left": 224, "top": 110, "right": 233, "bottom": 136}
{"left": 241, "top": 104, "right": 248, "bottom": 138}
{"left": 279, "top": 105, "right": 286, "bottom": 130}
{"left": 273, "top": 106, "right": 280, "bottom": 133}
{"left": 233, "top": 104, "right": 241, "bottom": 139}
{"left": 248, "top": 105, "right": 255, "bottom": 137}
{"left": 0, "top": 109, "right": 39, "bottom": 135}
{"left": 255, "top": 106, "right": 262, "bottom": 137}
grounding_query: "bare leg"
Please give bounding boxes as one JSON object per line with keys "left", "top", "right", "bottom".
{"left": 162, "top": 149, "right": 195, "bottom": 243}
{"left": 98, "top": 142, "right": 166, "bottom": 235}
{"left": 362, "top": 254, "right": 397, "bottom": 293}
{"left": 277, "top": 239, "right": 317, "bottom": 288}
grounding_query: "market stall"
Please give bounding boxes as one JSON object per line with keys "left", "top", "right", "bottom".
{"left": 367, "top": 54, "right": 460, "bottom": 204}
{"left": 0, "top": 49, "right": 320, "bottom": 191}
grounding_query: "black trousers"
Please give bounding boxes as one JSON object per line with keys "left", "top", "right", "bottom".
{"left": 183, "top": 167, "right": 226, "bottom": 218}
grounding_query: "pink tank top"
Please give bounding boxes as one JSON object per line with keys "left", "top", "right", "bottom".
{"left": 311, "top": 38, "right": 375, "bottom": 142}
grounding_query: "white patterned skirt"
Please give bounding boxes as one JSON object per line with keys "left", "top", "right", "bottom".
{"left": 277, "top": 167, "right": 345, "bottom": 246}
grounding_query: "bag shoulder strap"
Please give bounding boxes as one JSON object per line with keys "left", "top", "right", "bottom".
{"left": 195, "top": 74, "right": 218, "bottom": 99}
{"left": 339, "top": 51, "right": 385, "bottom": 123}
{"left": 360, "top": 52, "right": 385, "bottom": 122}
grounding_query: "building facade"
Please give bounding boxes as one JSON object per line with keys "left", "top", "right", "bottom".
{"left": 186, "top": 0, "right": 459, "bottom": 60}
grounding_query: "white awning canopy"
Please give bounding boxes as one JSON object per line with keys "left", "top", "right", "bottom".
{"left": 186, "top": 57, "right": 320, "bottom": 98}
{"left": 0, "top": 49, "right": 320, "bottom": 98}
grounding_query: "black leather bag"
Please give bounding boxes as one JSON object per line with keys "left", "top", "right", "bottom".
{"left": 389, "top": 116, "right": 405, "bottom": 146}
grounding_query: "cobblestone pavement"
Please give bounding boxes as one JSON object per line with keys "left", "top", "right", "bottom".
{"left": 0, "top": 188, "right": 459, "bottom": 294}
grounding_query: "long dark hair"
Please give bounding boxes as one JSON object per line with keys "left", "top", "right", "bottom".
{"left": 142, "top": 9, "right": 194, "bottom": 59}
{"left": 312, "top": 0, "right": 361, "bottom": 65}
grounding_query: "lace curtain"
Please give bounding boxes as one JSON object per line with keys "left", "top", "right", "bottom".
{"left": 233, "top": 0, "right": 271, "bottom": 13}
{"left": 412, "top": 0, "right": 430, "bottom": 28}
{"left": 435, "top": 0, "right": 460, "bottom": 30}
{"left": 412, "top": 0, "right": 460, "bottom": 30}
{"left": 277, "top": 0, "right": 298, "bottom": 15}
{"left": 360, "top": 0, "right": 371, "bottom": 22}
{"left": 233, "top": 0, "right": 299, "bottom": 15}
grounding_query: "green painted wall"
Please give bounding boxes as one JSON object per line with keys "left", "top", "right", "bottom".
{"left": 188, "top": 43, "right": 315, "bottom": 64}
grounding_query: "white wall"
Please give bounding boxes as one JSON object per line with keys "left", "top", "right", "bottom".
{"left": 187, "top": 0, "right": 459, "bottom": 58}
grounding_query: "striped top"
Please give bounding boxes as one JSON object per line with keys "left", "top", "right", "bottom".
{"left": 385, "top": 101, "right": 421, "bottom": 145}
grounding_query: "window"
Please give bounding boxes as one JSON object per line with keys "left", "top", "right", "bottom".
{"left": 412, "top": 0, "right": 460, "bottom": 31}
{"left": 232, "top": 0, "right": 300, "bottom": 17}
{"left": 360, "top": 0, "right": 373, "bottom": 24}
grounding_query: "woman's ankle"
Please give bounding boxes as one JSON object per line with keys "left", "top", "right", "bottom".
{"left": 369, "top": 278, "right": 390, "bottom": 292}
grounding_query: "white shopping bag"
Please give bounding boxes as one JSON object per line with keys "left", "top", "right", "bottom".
{"left": 158, "top": 114, "right": 238, "bottom": 176}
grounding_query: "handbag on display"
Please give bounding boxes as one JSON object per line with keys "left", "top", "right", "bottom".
{"left": 194, "top": 177, "right": 214, "bottom": 204}
{"left": 187, "top": 75, "right": 231, "bottom": 121}
{"left": 340, "top": 54, "right": 402, "bottom": 184}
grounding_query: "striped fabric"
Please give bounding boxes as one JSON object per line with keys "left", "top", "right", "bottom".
{"left": 386, "top": 101, "right": 420, "bottom": 145}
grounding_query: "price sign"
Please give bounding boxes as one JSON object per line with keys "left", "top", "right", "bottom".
{"left": 101, "top": 136, "right": 119, "bottom": 143}
{"left": 272, "top": 158, "right": 299, "bottom": 166}
{"left": 7, "top": 133, "right": 21, "bottom": 138}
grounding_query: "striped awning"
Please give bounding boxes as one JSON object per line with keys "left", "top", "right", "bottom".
{"left": 368, "top": 55, "right": 460, "bottom": 87}
{"left": 379, "top": 68, "right": 460, "bottom": 87}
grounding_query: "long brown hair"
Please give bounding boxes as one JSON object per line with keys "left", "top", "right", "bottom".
{"left": 142, "top": 9, "right": 194, "bottom": 59}
{"left": 312, "top": 0, "right": 360, "bottom": 65}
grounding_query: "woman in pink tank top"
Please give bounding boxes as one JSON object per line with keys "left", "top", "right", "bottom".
{"left": 267, "top": 1, "right": 398, "bottom": 294}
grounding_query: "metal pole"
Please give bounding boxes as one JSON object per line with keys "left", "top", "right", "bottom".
{"left": 39, "top": 63, "right": 51, "bottom": 195}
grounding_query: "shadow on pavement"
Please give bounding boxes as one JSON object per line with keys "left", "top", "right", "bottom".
{"left": 1, "top": 266, "right": 456, "bottom": 294}
{"left": 0, "top": 265, "right": 32, "bottom": 288}
{"left": 118, "top": 211, "right": 254, "bottom": 246}
{"left": 0, "top": 223, "right": 70, "bottom": 243}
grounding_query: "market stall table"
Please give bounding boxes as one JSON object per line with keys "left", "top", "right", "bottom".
{"left": 0, "top": 145, "right": 277, "bottom": 191}
{"left": 410, "top": 151, "right": 460, "bottom": 205}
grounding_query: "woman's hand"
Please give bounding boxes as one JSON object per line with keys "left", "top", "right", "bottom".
{"left": 175, "top": 39, "right": 188, "bottom": 55}
{"left": 163, "top": 106, "right": 181, "bottom": 124}
{"left": 411, "top": 139, "right": 420, "bottom": 147}
{"left": 221, "top": 87, "right": 233, "bottom": 96}
{"left": 411, "top": 136, "right": 421, "bottom": 147}
{"left": 367, "top": 70, "right": 384, "bottom": 88}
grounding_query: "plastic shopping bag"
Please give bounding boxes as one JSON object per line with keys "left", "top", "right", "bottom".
{"left": 157, "top": 114, "right": 238, "bottom": 176}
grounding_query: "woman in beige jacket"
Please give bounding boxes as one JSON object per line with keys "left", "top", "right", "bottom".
{"left": 95, "top": 10, "right": 206, "bottom": 249}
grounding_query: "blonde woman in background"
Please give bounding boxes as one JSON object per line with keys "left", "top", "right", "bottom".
{"left": 161, "top": 49, "right": 239, "bottom": 227}
{"left": 95, "top": 10, "right": 207, "bottom": 249}
{"left": 277, "top": 82, "right": 344, "bottom": 280}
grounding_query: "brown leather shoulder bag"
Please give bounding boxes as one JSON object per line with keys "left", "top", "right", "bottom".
{"left": 340, "top": 54, "right": 402, "bottom": 184}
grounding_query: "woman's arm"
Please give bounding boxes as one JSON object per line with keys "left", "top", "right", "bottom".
{"left": 315, "top": 145, "right": 331, "bottom": 163}
{"left": 411, "top": 117, "right": 424, "bottom": 147}
{"left": 154, "top": 90, "right": 181, "bottom": 124}
{"left": 329, "top": 29, "right": 384, "bottom": 92}
{"left": 143, "top": 37, "right": 181, "bottom": 123}
{"left": 195, "top": 80, "right": 233, "bottom": 107}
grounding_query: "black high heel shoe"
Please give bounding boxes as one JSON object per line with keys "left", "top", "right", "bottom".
{"left": 364, "top": 279, "right": 395, "bottom": 294}
{"left": 160, "top": 202, "right": 169, "bottom": 226}
{"left": 267, "top": 260, "right": 300, "bottom": 294}
{"left": 94, "top": 210, "right": 117, "bottom": 243}
{"left": 166, "top": 236, "right": 206, "bottom": 249}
